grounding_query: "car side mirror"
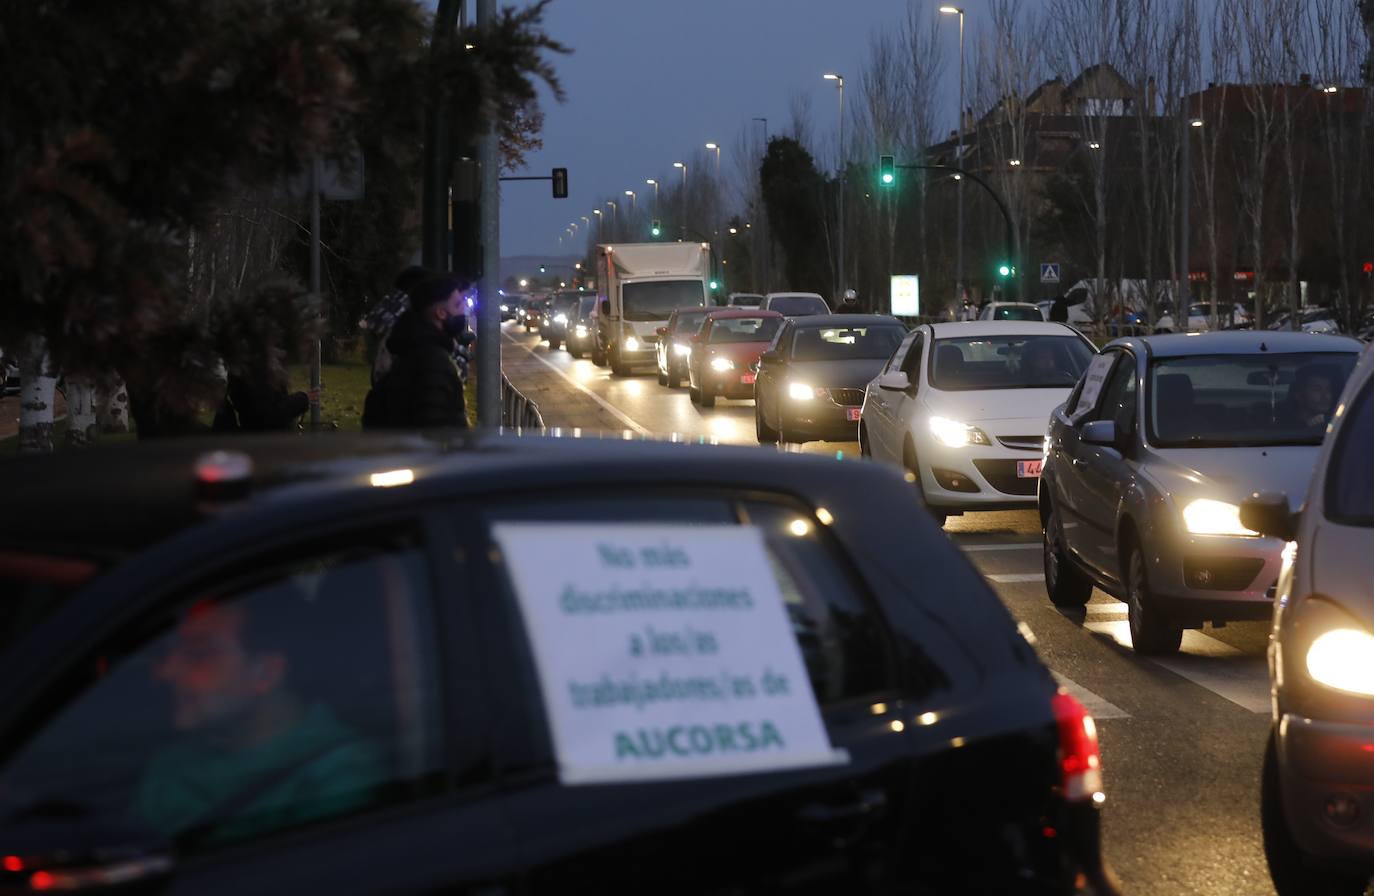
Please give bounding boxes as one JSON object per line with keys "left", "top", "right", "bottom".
{"left": 1240, "top": 492, "right": 1298, "bottom": 541}
{"left": 760, "top": 350, "right": 782, "bottom": 364}
{"left": 600, "top": 299, "right": 610, "bottom": 315}
{"left": 876, "top": 371, "right": 910, "bottom": 392}
{"left": 656, "top": 327, "right": 668, "bottom": 337}
{"left": 1081, "top": 420, "right": 1117, "bottom": 446}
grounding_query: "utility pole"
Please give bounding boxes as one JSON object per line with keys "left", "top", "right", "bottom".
{"left": 422, "top": 0, "right": 459, "bottom": 271}
{"left": 309, "top": 157, "right": 322, "bottom": 429}
{"left": 476, "top": 0, "right": 501, "bottom": 429}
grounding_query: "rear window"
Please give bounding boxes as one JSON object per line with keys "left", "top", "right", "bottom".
{"left": 708, "top": 317, "right": 782, "bottom": 344}
{"left": 791, "top": 326, "right": 906, "bottom": 362}
{"left": 1326, "top": 377, "right": 1374, "bottom": 525}
{"left": 992, "top": 306, "right": 1043, "bottom": 321}
{"left": 768, "top": 296, "right": 829, "bottom": 316}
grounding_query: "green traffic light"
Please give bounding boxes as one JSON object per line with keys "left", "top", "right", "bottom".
{"left": 881, "top": 172, "right": 894, "bottom": 184}
{"left": 709, "top": 279, "right": 720, "bottom": 290}
{"left": 997, "top": 264, "right": 1013, "bottom": 278}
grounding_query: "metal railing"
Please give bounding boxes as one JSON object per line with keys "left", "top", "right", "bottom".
{"left": 500, "top": 373, "right": 545, "bottom": 431}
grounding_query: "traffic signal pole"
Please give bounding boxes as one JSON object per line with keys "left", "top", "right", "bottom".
{"left": 476, "top": 0, "right": 501, "bottom": 429}
{"left": 897, "top": 162, "right": 1018, "bottom": 301}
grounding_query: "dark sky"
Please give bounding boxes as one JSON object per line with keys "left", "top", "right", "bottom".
{"left": 502, "top": 0, "right": 963, "bottom": 258}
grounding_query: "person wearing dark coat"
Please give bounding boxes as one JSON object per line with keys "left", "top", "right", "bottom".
{"left": 367, "top": 276, "right": 469, "bottom": 429}
{"left": 1049, "top": 294, "right": 1069, "bottom": 322}
{"left": 226, "top": 375, "right": 310, "bottom": 431}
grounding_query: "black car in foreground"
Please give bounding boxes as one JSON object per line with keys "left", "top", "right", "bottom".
{"left": 755, "top": 314, "right": 908, "bottom": 445}
{"left": 0, "top": 434, "right": 1116, "bottom": 895}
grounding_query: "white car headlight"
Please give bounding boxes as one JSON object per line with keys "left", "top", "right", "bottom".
{"left": 1307, "top": 629, "right": 1374, "bottom": 696}
{"left": 674, "top": 343, "right": 691, "bottom": 357}
{"left": 788, "top": 382, "right": 816, "bottom": 401}
{"left": 624, "top": 337, "right": 640, "bottom": 352}
{"left": 1182, "top": 499, "right": 1258, "bottom": 537}
{"left": 710, "top": 357, "right": 734, "bottom": 372}
{"left": 574, "top": 325, "right": 588, "bottom": 337}
{"left": 555, "top": 314, "right": 568, "bottom": 325}
{"left": 928, "top": 416, "right": 992, "bottom": 447}
{"left": 500, "top": 304, "right": 509, "bottom": 312}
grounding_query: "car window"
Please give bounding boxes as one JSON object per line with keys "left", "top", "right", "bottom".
{"left": 882, "top": 330, "right": 918, "bottom": 374}
{"left": 1092, "top": 353, "right": 1138, "bottom": 434}
{"left": 670, "top": 310, "right": 708, "bottom": 335}
{"left": 767, "top": 296, "right": 829, "bottom": 316}
{"left": 0, "top": 533, "right": 444, "bottom": 854}
{"left": 929, "top": 335, "right": 1093, "bottom": 391}
{"left": 1325, "top": 376, "right": 1374, "bottom": 526}
{"left": 790, "top": 325, "right": 905, "bottom": 362}
{"left": 994, "top": 306, "right": 1043, "bottom": 321}
{"left": 1147, "top": 352, "right": 1358, "bottom": 448}
{"left": 707, "top": 316, "right": 782, "bottom": 344}
{"left": 899, "top": 332, "right": 926, "bottom": 379}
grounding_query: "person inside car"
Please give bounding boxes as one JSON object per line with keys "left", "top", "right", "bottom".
{"left": 1280, "top": 365, "right": 1339, "bottom": 431}
{"left": 1022, "top": 340, "right": 1064, "bottom": 385}
{"left": 134, "top": 594, "right": 383, "bottom": 845}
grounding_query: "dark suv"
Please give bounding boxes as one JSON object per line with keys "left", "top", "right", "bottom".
{"left": 0, "top": 434, "right": 1116, "bottom": 894}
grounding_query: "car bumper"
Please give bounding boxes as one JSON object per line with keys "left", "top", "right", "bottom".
{"left": 780, "top": 401, "right": 861, "bottom": 442}
{"left": 1275, "top": 712, "right": 1374, "bottom": 864}
{"left": 917, "top": 440, "right": 1043, "bottom": 511}
{"left": 702, "top": 368, "right": 758, "bottom": 399}
{"left": 1145, "top": 534, "right": 1281, "bottom": 624}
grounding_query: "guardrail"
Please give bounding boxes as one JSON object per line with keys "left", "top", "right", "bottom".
{"left": 500, "top": 373, "right": 545, "bottom": 431}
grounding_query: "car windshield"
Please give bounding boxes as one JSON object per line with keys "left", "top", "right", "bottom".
{"left": 768, "top": 296, "right": 829, "bottom": 316}
{"left": 929, "top": 335, "right": 1093, "bottom": 391}
{"left": 670, "top": 309, "right": 709, "bottom": 335}
{"left": 552, "top": 295, "right": 579, "bottom": 313}
{"left": 577, "top": 295, "right": 597, "bottom": 316}
{"left": 1147, "top": 352, "right": 1358, "bottom": 447}
{"left": 708, "top": 317, "right": 782, "bottom": 344}
{"left": 621, "top": 280, "right": 706, "bottom": 321}
{"left": 791, "top": 325, "right": 906, "bottom": 362}
{"left": 729, "top": 295, "right": 762, "bottom": 306}
{"left": 992, "top": 305, "right": 1042, "bottom": 321}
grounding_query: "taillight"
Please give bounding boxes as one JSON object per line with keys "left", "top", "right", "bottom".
{"left": 1052, "top": 690, "right": 1104, "bottom": 804}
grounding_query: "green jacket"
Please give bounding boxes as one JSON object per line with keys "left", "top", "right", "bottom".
{"left": 135, "top": 704, "right": 384, "bottom": 846}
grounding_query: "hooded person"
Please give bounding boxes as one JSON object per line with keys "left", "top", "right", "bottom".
{"left": 364, "top": 266, "right": 432, "bottom": 386}
{"left": 361, "top": 276, "right": 470, "bottom": 430}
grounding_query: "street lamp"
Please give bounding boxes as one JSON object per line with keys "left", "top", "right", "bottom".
{"left": 823, "top": 73, "right": 847, "bottom": 301}
{"left": 706, "top": 142, "right": 722, "bottom": 238}
{"left": 940, "top": 5, "right": 966, "bottom": 306}
{"left": 673, "top": 161, "right": 688, "bottom": 239}
{"left": 1088, "top": 141, "right": 1101, "bottom": 150}
{"left": 1008, "top": 158, "right": 1023, "bottom": 167}
{"left": 606, "top": 200, "right": 618, "bottom": 241}
{"left": 624, "top": 189, "right": 636, "bottom": 213}
{"left": 519, "top": 278, "right": 528, "bottom": 288}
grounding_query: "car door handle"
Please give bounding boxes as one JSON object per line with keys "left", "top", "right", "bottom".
{"left": 796, "top": 789, "right": 888, "bottom": 825}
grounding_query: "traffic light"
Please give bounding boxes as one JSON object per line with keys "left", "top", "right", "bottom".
{"left": 651, "top": 220, "right": 662, "bottom": 238}
{"left": 539, "top": 265, "right": 546, "bottom": 274}
{"left": 996, "top": 262, "right": 1015, "bottom": 279}
{"left": 879, "top": 155, "right": 895, "bottom": 187}
{"left": 709, "top": 279, "right": 720, "bottom": 291}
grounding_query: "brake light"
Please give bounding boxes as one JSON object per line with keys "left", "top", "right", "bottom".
{"left": 1052, "top": 690, "right": 1104, "bottom": 803}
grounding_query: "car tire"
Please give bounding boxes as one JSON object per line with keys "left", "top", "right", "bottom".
{"left": 1262, "top": 733, "right": 1371, "bottom": 896}
{"left": 1125, "top": 538, "right": 1183, "bottom": 655}
{"left": 756, "top": 405, "right": 779, "bottom": 444}
{"left": 859, "top": 423, "right": 871, "bottom": 457}
{"left": 689, "top": 384, "right": 700, "bottom": 405}
{"left": 548, "top": 337, "right": 561, "bottom": 352}
{"left": 1044, "top": 504, "right": 1093, "bottom": 608}
{"left": 569, "top": 346, "right": 583, "bottom": 359}
{"left": 667, "top": 366, "right": 681, "bottom": 389}
{"left": 592, "top": 344, "right": 606, "bottom": 366}
{"left": 903, "top": 441, "right": 946, "bottom": 527}
{"left": 699, "top": 382, "right": 716, "bottom": 409}
{"left": 657, "top": 369, "right": 668, "bottom": 386}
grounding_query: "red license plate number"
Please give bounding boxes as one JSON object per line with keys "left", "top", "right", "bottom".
{"left": 846, "top": 408, "right": 862, "bottom": 422}
{"left": 1017, "top": 460, "right": 1043, "bottom": 478}
{"left": 740, "top": 373, "right": 756, "bottom": 385}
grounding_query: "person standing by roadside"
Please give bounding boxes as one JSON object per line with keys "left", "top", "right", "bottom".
{"left": 362, "top": 266, "right": 431, "bottom": 386}
{"left": 362, "top": 276, "right": 469, "bottom": 430}
{"left": 1049, "top": 294, "right": 1069, "bottom": 323}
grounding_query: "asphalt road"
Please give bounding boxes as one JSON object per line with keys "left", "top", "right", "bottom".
{"left": 498, "top": 322, "right": 1322, "bottom": 896}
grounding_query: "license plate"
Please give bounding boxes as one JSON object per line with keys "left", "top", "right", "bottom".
{"left": 740, "top": 373, "right": 756, "bottom": 385}
{"left": 1017, "top": 460, "right": 1043, "bottom": 478}
{"left": 846, "top": 408, "right": 862, "bottom": 422}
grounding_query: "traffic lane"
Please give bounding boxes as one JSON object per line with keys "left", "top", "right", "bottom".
{"left": 503, "top": 325, "right": 861, "bottom": 457}
{"left": 981, "top": 564, "right": 1275, "bottom": 895}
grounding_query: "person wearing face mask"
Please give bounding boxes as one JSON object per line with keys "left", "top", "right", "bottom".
{"left": 362, "top": 275, "right": 470, "bottom": 429}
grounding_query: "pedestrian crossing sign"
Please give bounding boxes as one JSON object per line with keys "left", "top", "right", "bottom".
{"left": 1040, "top": 263, "right": 1061, "bottom": 284}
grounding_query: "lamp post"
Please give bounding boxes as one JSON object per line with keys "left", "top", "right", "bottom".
{"left": 646, "top": 179, "right": 659, "bottom": 218}
{"left": 706, "top": 142, "right": 722, "bottom": 240}
{"left": 823, "top": 73, "right": 846, "bottom": 300}
{"left": 592, "top": 208, "right": 602, "bottom": 240}
{"left": 939, "top": 6, "right": 965, "bottom": 306}
{"left": 673, "top": 161, "right": 688, "bottom": 239}
{"left": 606, "top": 200, "right": 618, "bottom": 242}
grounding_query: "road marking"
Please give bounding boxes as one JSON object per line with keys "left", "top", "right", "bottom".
{"left": 1052, "top": 671, "right": 1131, "bottom": 720}
{"left": 1086, "top": 620, "right": 1270, "bottom": 713}
{"left": 961, "top": 542, "right": 1041, "bottom": 553}
{"left": 503, "top": 332, "right": 652, "bottom": 437}
{"left": 986, "top": 573, "right": 1045, "bottom": 584}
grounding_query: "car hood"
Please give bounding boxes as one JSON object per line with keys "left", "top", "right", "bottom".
{"left": 789, "top": 358, "right": 889, "bottom": 387}
{"left": 1144, "top": 446, "right": 1321, "bottom": 512}
{"left": 925, "top": 387, "right": 1073, "bottom": 434}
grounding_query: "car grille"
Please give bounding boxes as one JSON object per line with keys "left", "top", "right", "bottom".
{"left": 997, "top": 435, "right": 1044, "bottom": 451}
{"left": 1183, "top": 557, "right": 1266, "bottom": 591}
{"left": 829, "top": 387, "right": 865, "bottom": 407}
{"left": 972, "top": 459, "right": 1039, "bottom": 496}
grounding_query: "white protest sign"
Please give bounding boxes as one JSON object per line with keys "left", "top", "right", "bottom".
{"left": 492, "top": 523, "right": 847, "bottom": 785}
{"left": 1072, "top": 352, "right": 1116, "bottom": 420}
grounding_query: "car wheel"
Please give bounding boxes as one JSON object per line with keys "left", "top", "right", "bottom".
{"left": 756, "top": 405, "right": 779, "bottom": 444}
{"left": 610, "top": 348, "right": 629, "bottom": 377}
{"left": 689, "top": 384, "right": 700, "bottom": 405}
{"left": 1125, "top": 538, "right": 1182, "bottom": 655}
{"left": 1044, "top": 504, "right": 1093, "bottom": 608}
{"left": 1262, "top": 733, "right": 1371, "bottom": 896}
{"left": 699, "top": 382, "right": 716, "bottom": 409}
{"left": 859, "top": 423, "right": 871, "bottom": 457}
{"left": 903, "top": 441, "right": 946, "bottom": 527}
{"left": 657, "top": 369, "right": 667, "bottom": 386}
{"left": 569, "top": 346, "right": 583, "bottom": 359}
{"left": 592, "top": 344, "right": 606, "bottom": 366}
{"left": 667, "top": 366, "right": 681, "bottom": 389}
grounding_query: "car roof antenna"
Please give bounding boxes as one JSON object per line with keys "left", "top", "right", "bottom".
{"left": 1259, "top": 341, "right": 1267, "bottom": 352}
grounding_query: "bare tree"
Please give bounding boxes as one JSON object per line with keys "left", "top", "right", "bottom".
{"left": 1276, "top": 3, "right": 1314, "bottom": 329}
